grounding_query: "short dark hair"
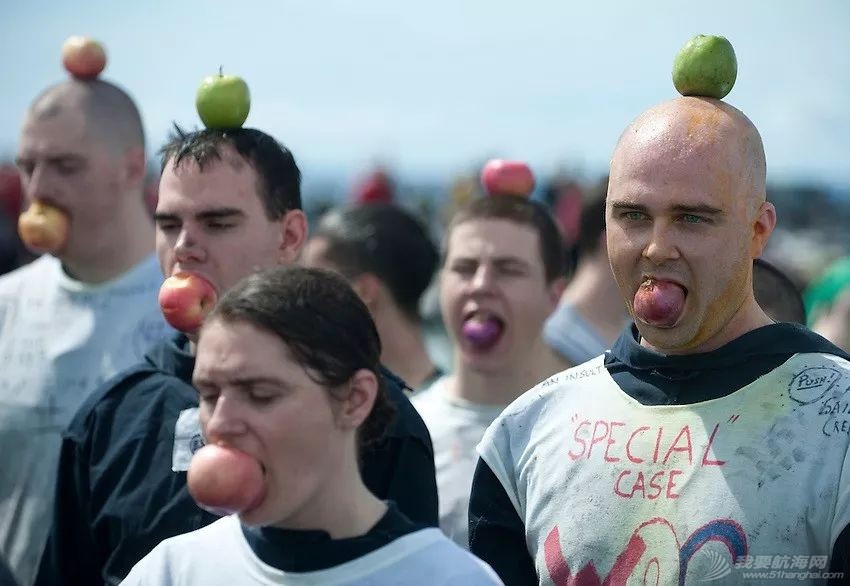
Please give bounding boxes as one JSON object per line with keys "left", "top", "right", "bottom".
{"left": 159, "top": 126, "right": 302, "bottom": 219}
{"left": 204, "top": 266, "right": 394, "bottom": 447}
{"left": 753, "top": 258, "right": 806, "bottom": 324}
{"left": 444, "top": 195, "right": 566, "bottom": 283}
{"left": 312, "top": 204, "right": 438, "bottom": 322}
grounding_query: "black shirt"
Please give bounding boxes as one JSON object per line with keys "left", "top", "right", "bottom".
{"left": 469, "top": 323, "right": 850, "bottom": 585}
{"left": 35, "top": 333, "right": 437, "bottom": 586}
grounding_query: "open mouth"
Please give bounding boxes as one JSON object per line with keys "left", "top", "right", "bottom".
{"left": 461, "top": 309, "right": 505, "bottom": 351}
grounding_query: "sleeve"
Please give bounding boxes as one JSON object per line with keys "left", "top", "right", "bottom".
{"left": 468, "top": 458, "right": 537, "bottom": 586}
{"left": 34, "top": 432, "right": 104, "bottom": 586}
{"left": 361, "top": 435, "right": 439, "bottom": 527}
{"left": 828, "top": 525, "right": 849, "bottom": 584}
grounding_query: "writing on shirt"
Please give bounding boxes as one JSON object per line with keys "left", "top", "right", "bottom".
{"left": 567, "top": 417, "right": 726, "bottom": 500}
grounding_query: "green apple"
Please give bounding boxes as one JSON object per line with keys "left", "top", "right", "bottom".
{"left": 196, "top": 71, "right": 251, "bottom": 129}
{"left": 672, "top": 35, "right": 737, "bottom": 100}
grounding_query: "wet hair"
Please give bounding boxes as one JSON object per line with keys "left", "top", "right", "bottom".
{"left": 312, "top": 204, "right": 438, "bottom": 322}
{"left": 444, "top": 195, "right": 567, "bottom": 283}
{"left": 753, "top": 258, "right": 806, "bottom": 324}
{"left": 204, "top": 265, "right": 395, "bottom": 448}
{"left": 159, "top": 126, "right": 302, "bottom": 218}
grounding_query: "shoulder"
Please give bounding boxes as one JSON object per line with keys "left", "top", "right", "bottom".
{"left": 380, "top": 367, "right": 433, "bottom": 446}
{"left": 0, "top": 256, "right": 54, "bottom": 291}
{"left": 397, "top": 529, "right": 502, "bottom": 583}
{"left": 64, "top": 362, "right": 195, "bottom": 445}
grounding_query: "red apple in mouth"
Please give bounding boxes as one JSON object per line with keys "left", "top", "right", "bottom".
{"left": 633, "top": 279, "right": 687, "bottom": 328}
{"left": 17, "top": 200, "right": 70, "bottom": 254}
{"left": 187, "top": 444, "right": 266, "bottom": 516}
{"left": 158, "top": 272, "right": 217, "bottom": 333}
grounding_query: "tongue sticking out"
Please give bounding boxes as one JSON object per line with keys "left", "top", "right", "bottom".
{"left": 633, "top": 280, "right": 686, "bottom": 327}
{"left": 461, "top": 317, "right": 503, "bottom": 350}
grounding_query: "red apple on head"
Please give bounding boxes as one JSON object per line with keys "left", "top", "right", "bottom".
{"left": 17, "top": 201, "right": 70, "bottom": 254}
{"left": 187, "top": 444, "right": 266, "bottom": 516}
{"left": 158, "top": 273, "right": 217, "bottom": 333}
{"left": 61, "top": 36, "right": 107, "bottom": 80}
{"left": 480, "top": 159, "right": 535, "bottom": 197}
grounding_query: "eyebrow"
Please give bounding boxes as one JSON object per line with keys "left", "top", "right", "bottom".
{"left": 154, "top": 207, "right": 245, "bottom": 223}
{"left": 193, "top": 375, "right": 288, "bottom": 390}
{"left": 15, "top": 154, "right": 84, "bottom": 166}
{"left": 610, "top": 201, "right": 724, "bottom": 217}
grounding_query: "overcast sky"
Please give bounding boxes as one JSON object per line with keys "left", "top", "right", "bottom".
{"left": 3, "top": 0, "right": 848, "bottom": 190}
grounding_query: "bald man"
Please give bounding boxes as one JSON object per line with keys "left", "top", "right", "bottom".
{"left": 469, "top": 97, "right": 850, "bottom": 585}
{"left": 0, "top": 79, "right": 169, "bottom": 585}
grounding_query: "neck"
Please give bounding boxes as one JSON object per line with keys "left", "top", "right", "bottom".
{"left": 374, "top": 307, "right": 436, "bottom": 389}
{"left": 562, "top": 256, "right": 627, "bottom": 344}
{"left": 61, "top": 195, "right": 155, "bottom": 284}
{"left": 449, "top": 338, "right": 568, "bottom": 405}
{"left": 273, "top": 445, "right": 387, "bottom": 539}
{"left": 642, "top": 295, "right": 773, "bottom": 355}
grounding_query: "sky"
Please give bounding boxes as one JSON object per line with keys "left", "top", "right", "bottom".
{"left": 2, "top": 0, "right": 849, "bottom": 194}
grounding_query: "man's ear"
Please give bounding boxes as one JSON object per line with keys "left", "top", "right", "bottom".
{"left": 750, "top": 201, "right": 777, "bottom": 259}
{"left": 547, "top": 276, "right": 567, "bottom": 310}
{"left": 123, "top": 146, "right": 147, "bottom": 189}
{"left": 278, "top": 209, "right": 308, "bottom": 264}
{"left": 335, "top": 369, "right": 379, "bottom": 431}
{"left": 350, "top": 273, "right": 383, "bottom": 312}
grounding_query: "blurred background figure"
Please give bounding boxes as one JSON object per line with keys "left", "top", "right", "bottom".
{"left": 804, "top": 256, "right": 850, "bottom": 352}
{"left": 0, "top": 164, "right": 31, "bottom": 275}
{"left": 753, "top": 257, "right": 806, "bottom": 324}
{"left": 0, "top": 76, "right": 169, "bottom": 586}
{"left": 413, "top": 195, "right": 567, "bottom": 547}
{"left": 544, "top": 177, "right": 628, "bottom": 365}
{"left": 352, "top": 166, "right": 395, "bottom": 205}
{"left": 303, "top": 203, "right": 442, "bottom": 391}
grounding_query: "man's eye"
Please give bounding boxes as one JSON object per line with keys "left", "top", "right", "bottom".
{"left": 207, "top": 222, "right": 234, "bottom": 231}
{"left": 157, "top": 223, "right": 180, "bottom": 233}
{"left": 452, "top": 264, "right": 476, "bottom": 275}
{"left": 623, "top": 211, "right": 645, "bottom": 221}
{"left": 681, "top": 214, "right": 704, "bottom": 224}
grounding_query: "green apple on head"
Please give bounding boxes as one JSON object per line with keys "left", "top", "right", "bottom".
{"left": 196, "top": 67, "right": 251, "bottom": 129}
{"left": 672, "top": 35, "right": 737, "bottom": 100}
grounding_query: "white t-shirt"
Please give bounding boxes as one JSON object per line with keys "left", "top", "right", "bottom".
{"left": 0, "top": 254, "right": 170, "bottom": 586}
{"left": 121, "top": 514, "right": 503, "bottom": 585}
{"left": 478, "top": 353, "right": 850, "bottom": 585}
{"left": 413, "top": 377, "right": 505, "bottom": 548}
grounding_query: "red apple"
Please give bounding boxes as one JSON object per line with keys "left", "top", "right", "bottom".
{"left": 158, "top": 273, "right": 217, "bottom": 333}
{"left": 17, "top": 201, "right": 70, "bottom": 254}
{"left": 187, "top": 444, "right": 266, "bottom": 516}
{"left": 61, "top": 36, "right": 107, "bottom": 80}
{"left": 480, "top": 159, "right": 535, "bottom": 197}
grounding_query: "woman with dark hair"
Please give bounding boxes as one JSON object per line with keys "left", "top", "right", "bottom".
{"left": 122, "top": 266, "right": 500, "bottom": 585}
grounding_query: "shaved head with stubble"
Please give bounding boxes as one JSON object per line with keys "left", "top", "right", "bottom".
{"left": 16, "top": 78, "right": 155, "bottom": 282}
{"left": 605, "top": 96, "right": 777, "bottom": 354}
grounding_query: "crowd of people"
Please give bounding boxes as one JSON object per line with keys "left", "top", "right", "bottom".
{"left": 0, "top": 44, "right": 849, "bottom": 586}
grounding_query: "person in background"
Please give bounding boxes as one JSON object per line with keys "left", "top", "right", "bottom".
{"left": 303, "top": 203, "right": 442, "bottom": 391}
{"left": 1, "top": 76, "right": 169, "bottom": 586}
{"left": 805, "top": 256, "right": 850, "bottom": 352}
{"left": 544, "top": 177, "right": 628, "bottom": 365}
{"left": 413, "top": 195, "right": 568, "bottom": 547}
{"left": 753, "top": 257, "right": 806, "bottom": 324}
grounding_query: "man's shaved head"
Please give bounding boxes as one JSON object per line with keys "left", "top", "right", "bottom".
{"left": 27, "top": 79, "right": 145, "bottom": 152}
{"left": 611, "top": 97, "right": 766, "bottom": 216}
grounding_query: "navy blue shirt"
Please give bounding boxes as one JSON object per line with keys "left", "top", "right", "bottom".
{"left": 35, "top": 333, "right": 437, "bottom": 586}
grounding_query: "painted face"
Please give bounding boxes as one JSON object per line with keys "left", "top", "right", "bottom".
{"left": 439, "top": 218, "right": 561, "bottom": 373}
{"left": 193, "top": 319, "right": 352, "bottom": 528}
{"left": 16, "top": 108, "right": 128, "bottom": 262}
{"left": 606, "top": 102, "right": 762, "bottom": 352}
{"left": 155, "top": 149, "right": 290, "bottom": 296}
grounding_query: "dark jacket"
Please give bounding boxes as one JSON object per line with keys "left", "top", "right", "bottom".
{"left": 36, "top": 333, "right": 437, "bottom": 586}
